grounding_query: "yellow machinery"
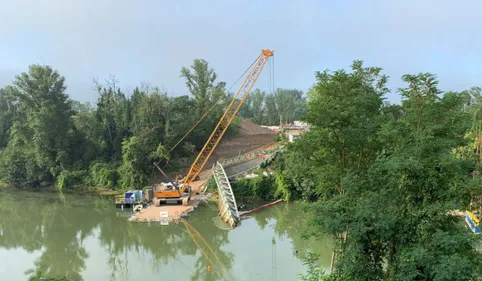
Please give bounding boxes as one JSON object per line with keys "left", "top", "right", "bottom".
{"left": 153, "top": 49, "right": 274, "bottom": 206}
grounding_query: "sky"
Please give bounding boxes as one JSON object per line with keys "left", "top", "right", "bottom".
{"left": 1, "top": 0, "right": 481, "bottom": 104}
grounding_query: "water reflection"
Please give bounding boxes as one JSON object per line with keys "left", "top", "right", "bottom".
{"left": 0, "top": 191, "right": 236, "bottom": 281}
{"left": 250, "top": 202, "right": 333, "bottom": 267}
{"left": 1, "top": 191, "right": 94, "bottom": 281}
{"left": 0, "top": 191, "right": 331, "bottom": 281}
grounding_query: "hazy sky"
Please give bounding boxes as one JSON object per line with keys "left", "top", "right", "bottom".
{"left": 1, "top": 0, "right": 481, "bottom": 104}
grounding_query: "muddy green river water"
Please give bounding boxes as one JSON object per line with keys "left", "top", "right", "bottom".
{"left": 0, "top": 190, "right": 332, "bottom": 281}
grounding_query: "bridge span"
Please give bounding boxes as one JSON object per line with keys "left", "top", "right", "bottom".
{"left": 213, "top": 145, "right": 279, "bottom": 228}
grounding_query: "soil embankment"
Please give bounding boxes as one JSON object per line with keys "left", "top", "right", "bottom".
{"left": 208, "top": 119, "right": 276, "bottom": 165}
{"left": 158, "top": 119, "right": 276, "bottom": 181}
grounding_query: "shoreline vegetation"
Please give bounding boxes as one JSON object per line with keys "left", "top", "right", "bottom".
{"left": 4, "top": 58, "right": 482, "bottom": 280}
{"left": 0, "top": 60, "right": 306, "bottom": 193}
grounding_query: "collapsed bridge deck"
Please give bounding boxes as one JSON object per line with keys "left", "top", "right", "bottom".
{"left": 214, "top": 145, "right": 279, "bottom": 228}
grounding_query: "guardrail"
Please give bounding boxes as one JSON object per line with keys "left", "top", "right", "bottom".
{"left": 219, "top": 143, "right": 279, "bottom": 168}
{"left": 226, "top": 150, "right": 279, "bottom": 179}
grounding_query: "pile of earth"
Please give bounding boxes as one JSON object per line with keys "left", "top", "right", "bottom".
{"left": 156, "top": 119, "right": 277, "bottom": 182}
{"left": 213, "top": 119, "right": 276, "bottom": 158}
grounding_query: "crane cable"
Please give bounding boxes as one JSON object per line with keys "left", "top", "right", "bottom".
{"left": 166, "top": 56, "right": 260, "bottom": 155}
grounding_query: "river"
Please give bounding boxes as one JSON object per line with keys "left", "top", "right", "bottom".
{"left": 0, "top": 190, "right": 333, "bottom": 281}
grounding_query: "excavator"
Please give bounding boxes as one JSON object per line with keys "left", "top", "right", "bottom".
{"left": 153, "top": 49, "right": 274, "bottom": 206}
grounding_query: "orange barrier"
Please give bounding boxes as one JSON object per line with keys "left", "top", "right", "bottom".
{"left": 239, "top": 199, "right": 283, "bottom": 217}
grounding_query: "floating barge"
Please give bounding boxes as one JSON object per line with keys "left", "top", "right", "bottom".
{"left": 128, "top": 180, "right": 209, "bottom": 223}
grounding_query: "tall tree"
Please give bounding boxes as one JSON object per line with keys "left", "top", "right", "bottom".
{"left": 0, "top": 65, "right": 74, "bottom": 186}
{"left": 250, "top": 89, "right": 266, "bottom": 124}
{"left": 180, "top": 59, "right": 226, "bottom": 115}
{"left": 275, "top": 60, "right": 388, "bottom": 278}
{"left": 298, "top": 71, "right": 482, "bottom": 280}
{"left": 275, "top": 89, "right": 299, "bottom": 125}
{"left": 0, "top": 86, "right": 17, "bottom": 149}
{"left": 94, "top": 81, "right": 131, "bottom": 162}
{"left": 264, "top": 93, "right": 279, "bottom": 125}
{"left": 180, "top": 59, "right": 232, "bottom": 151}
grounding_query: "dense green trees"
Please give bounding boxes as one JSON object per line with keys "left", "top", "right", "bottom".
{"left": 238, "top": 88, "right": 307, "bottom": 125}
{"left": 0, "top": 61, "right": 264, "bottom": 189}
{"left": 0, "top": 58, "right": 306, "bottom": 190}
{"left": 0, "top": 59, "right": 305, "bottom": 190}
{"left": 271, "top": 61, "right": 482, "bottom": 280}
{"left": 0, "top": 65, "right": 74, "bottom": 187}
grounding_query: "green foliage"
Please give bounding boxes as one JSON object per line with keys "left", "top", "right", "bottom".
{"left": 274, "top": 61, "right": 387, "bottom": 202}
{"left": 274, "top": 171, "right": 292, "bottom": 201}
{"left": 226, "top": 115, "right": 241, "bottom": 136}
{"left": 231, "top": 174, "right": 276, "bottom": 200}
{"left": 298, "top": 252, "right": 330, "bottom": 281}
{"left": 277, "top": 61, "right": 482, "bottom": 280}
{"left": 206, "top": 177, "right": 217, "bottom": 192}
{"left": 0, "top": 86, "right": 17, "bottom": 149}
{"left": 180, "top": 59, "right": 226, "bottom": 115}
{"left": 0, "top": 146, "right": 29, "bottom": 186}
{"left": 0, "top": 59, "right": 243, "bottom": 190}
{"left": 85, "top": 162, "right": 118, "bottom": 189}
{"left": 0, "top": 65, "right": 74, "bottom": 188}
{"left": 56, "top": 170, "right": 87, "bottom": 190}
{"left": 238, "top": 88, "right": 307, "bottom": 125}
{"left": 274, "top": 131, "right": 286, "bottom": 143}
{"left": 118, "top": 136, "right": 151, "bottom": 189}
{"left": 28, "top": 271, "right": 71, "bottom": 281}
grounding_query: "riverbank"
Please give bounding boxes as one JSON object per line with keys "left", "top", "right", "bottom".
{"left": 0, "top": 184, "right": 123, "bottom": 197}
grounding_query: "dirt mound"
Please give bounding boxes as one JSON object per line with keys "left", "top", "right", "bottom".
{"left": 209, "top": 119, "right": 276, "bottom": 164}
{"left": 157, "top": 119, "right": 277, "bottom": 181}
{"left": 238, "top": 119, "right": 276, "bottom": 135}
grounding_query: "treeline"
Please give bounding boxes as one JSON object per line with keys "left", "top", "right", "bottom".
{"left": 264, "top": 61, "right": 482, "bottom": 280}
{"left": 0, "top": 59, "right": 305, "bottom": 190}
{"left": 238, "top": 88, "right": 306, "bottom": 125}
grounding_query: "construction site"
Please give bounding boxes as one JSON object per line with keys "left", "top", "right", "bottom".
{"left": 115, "top": 49, "right": 284, "bottom": 229}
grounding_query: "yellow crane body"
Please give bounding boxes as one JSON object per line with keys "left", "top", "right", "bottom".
{"left": 153, "top": 49, "right": 274, "bottom": 206}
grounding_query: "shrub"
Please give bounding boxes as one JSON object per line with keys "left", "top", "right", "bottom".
{"left": 231, "top": 174, "right": 276, "bottom": 200}
{"left": 206, "top": 177, "right": 217, "bottom": 192}
{"left": 86, "top": 161, "right": 118, "bottom": 189}
{"left": 56, "top": 169, "right": 88, "bottom": 190}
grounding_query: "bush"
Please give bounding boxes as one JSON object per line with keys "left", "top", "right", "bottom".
{"left": 56, "top": 169, "right": 88, "bottom": 189}
{"left": 206, "top": 177, "right": 217, "bottom": 192}
{"left": 275, "top": 131, "right": 288, "bottom": 143}
{"left": 273, "top": 172, "right": 292, "bottom": 201}
{"left": 225, "top": 116, "right": 241, "bottom": 136}
{"left": 231, "top": 174, "right": 276, "bottom": 200}
{"left": 0, "top": 148, "right": 28, "bottom": 186}
{"left": 85, "top": 162, "right": 118, "bottom": 189}
{"left": 298, "top": 252, "right": 330, "bottom": 281}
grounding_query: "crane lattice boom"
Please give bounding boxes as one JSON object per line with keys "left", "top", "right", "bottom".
{"left": 180, "top": 49, "right": 274, "bottom": 193}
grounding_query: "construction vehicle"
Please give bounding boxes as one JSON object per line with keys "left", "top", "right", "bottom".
{"left": 153, "top": 49, "right": 274, "bottom": 206}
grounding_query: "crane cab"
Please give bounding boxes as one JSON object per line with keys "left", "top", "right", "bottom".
{"left": 153, "top": 181, "right": 192, "bottom": 206}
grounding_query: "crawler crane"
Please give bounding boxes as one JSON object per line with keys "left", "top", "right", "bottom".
{"left": 153, "top": 49, "right": 274, "bottom": 206}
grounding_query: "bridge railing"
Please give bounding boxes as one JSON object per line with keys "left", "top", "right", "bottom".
{"left": 226, "top": 150, "right": 279, "bottom": 179}
{"left": 219, "top": 143, "right": 279, "bottom": 168}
